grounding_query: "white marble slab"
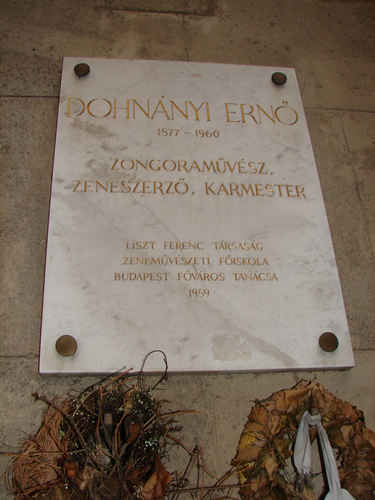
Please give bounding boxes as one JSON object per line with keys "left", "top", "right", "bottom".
{"left": 39, "top": 58, "right": 354, "bottom": 373}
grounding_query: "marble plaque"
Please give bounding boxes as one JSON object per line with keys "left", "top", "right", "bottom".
{"left": 39, "top": 58, "right": 354, "bottom": 373}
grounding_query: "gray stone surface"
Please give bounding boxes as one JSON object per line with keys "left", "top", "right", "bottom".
{"left": 307, "top": 109, "right": 375, "bottom": 349}
{"left": 1, "top": 98, "right": 56, "bottom": 356}
{"left": 342, "top": 112, "right": 375, "bottom": 255}
{"left": 2, "top": 0, "right": 375, "bottom": 108}
{"left": 185, "top": 0, "right": 375, "bottom": 110}
{"left": 1, "top": 0, "right": 375, "bottom": 497}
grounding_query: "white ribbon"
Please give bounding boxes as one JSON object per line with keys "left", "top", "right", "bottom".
{"left": 294, "top": 411, "right": 355, "bottom": 499}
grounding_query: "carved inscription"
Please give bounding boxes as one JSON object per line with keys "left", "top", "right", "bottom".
{"left": 63, "top": 94, "right": 305, "bottom": 299}
{"left": 64, "top": 97, "right": 299, "bottom": 126}
{"left": 114, "top": 239, "right": 278, "bottom": 298}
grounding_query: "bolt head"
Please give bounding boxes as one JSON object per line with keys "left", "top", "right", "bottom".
{"left": 56, "top": 335, "right": 78, "bottom": 356}
{"left": 319, "top": 332, "right": 339, "bottom": 352}
{"left": 271, "top": 72, "right": 287, "bottom": 86}
{"left": 74, "top": 63, "right": 90, "bottom": 78}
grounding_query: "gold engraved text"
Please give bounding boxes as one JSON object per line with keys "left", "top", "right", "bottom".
{"left": 122, "top": 255, "right": 211, "bottom": 266}
{"left": 212, "top": 240, "right": 263, "bottom": 251}
{"left": 218, "top": 256, "right": 269, "bottom": 266}
{"left": 114, "top": 272, "right": 168, "bottom": 281}
{"left": 163, "top": 240, "right": 204, "bottom": 250}
{"left": 204, "top": 183, "right": 306, "bottom": 198}
{"left": 233, "top": 272, "right": 279, "bottom": 281}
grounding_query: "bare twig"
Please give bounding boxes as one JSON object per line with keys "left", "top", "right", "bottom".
{"left": 168, "top": 481, "right": 249, "bottom": 494}
{"left": 166, "top": 433, "right": 196, "bottom": 456}
{"left": 170, "top": 445, "right": 196, "bottom": 500}
{"left": 201, "top": 466, "right": 238, "bottom": 500}
{"left": 138, "top": 350, "right": 168, "bottom": 391}
{"left": 196, "top": 446, "right": 201, "bottom": 497}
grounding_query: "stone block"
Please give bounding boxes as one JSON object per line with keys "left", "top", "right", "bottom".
{"left": 307, "top": 109, "right": 375, "bottom": 349}
{"left": 0, "top": 98, "right": 57, "bottom": 355}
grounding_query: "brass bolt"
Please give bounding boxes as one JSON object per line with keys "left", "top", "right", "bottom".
{"left": 319, "top": 332, "right": 339, "bottom": 352}
{"left": 271, "top": 72, "right": 287, "bottom": 86}
{"left": 56, "top": 335, "right": 78, "bottom": 356}
{"left": 74, "top": 63, "right": 90, "bottom": 78}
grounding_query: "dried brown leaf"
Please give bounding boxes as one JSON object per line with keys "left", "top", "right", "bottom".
{"left": 142, "top": 456, "right": 171, "bottom": 500}
{"left": 262, "top": 452, "right": 278, "bottom": 480}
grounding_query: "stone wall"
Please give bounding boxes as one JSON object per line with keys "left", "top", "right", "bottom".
{"left": 1, "top": 1, "right": 374, "bottom": 497}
